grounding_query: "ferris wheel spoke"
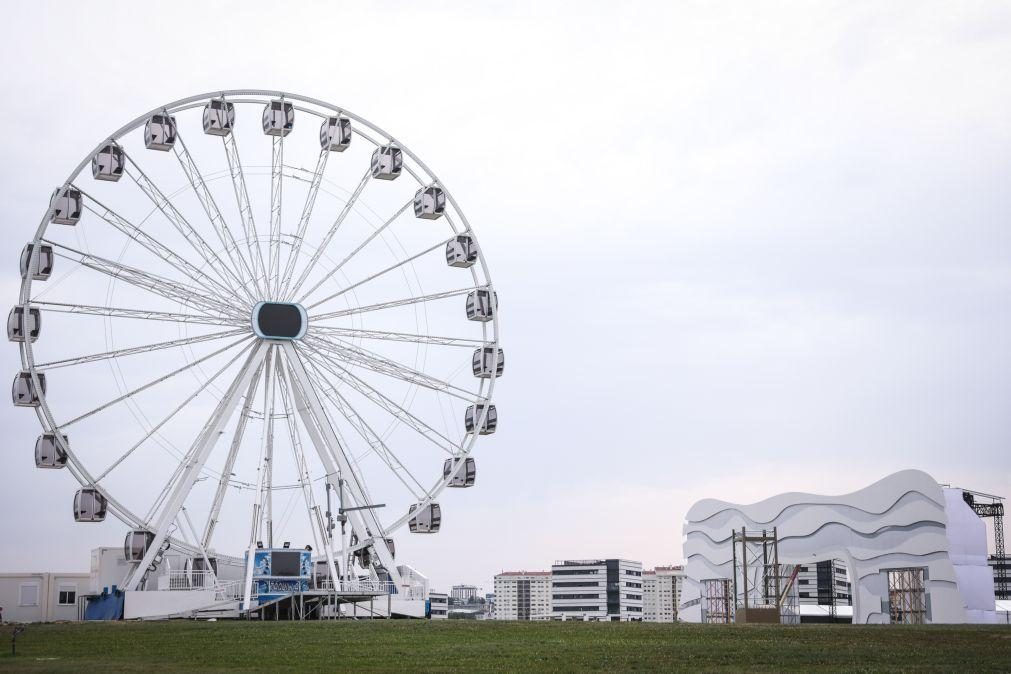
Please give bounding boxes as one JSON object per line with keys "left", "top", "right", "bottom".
{"left": 59, "top": 335, "right": 254, "bottom": 429}
{"left": 34, "top": 328, "right": 248, "bottom": 370}
{"left": 280, "top": 343, "right": 399, "bottom": 579}
{"left": 45, "top": 239, "right": 242, "bottom": 319}
{"left": 301, "top": 361, "right": 426, "bottom": 500}
{"left": 123, "top": 156, "right": 252, "bottom": 304}
{"left": 221, "top": 127, "right": 268, "bottom": 297}
{"left": 297, "top": 340, "right": 461, "bottom": 456}
{"left": 252, "top": 347, "right": 278, "bottom": 547}
{"left": 311, "top": 287, "right": 476, "bottom": 323}
{"left": 125, "top": 340, "right": 270, "bottom": 592}
{"left": 74, "top": 187, "right": 247, "bottom": 305}
{"left": 285, "top": 166, "right": 372, "bottom": 300}
{"left": 172, "top": 129, "right": 260, "bottom": 303}
{"left": 310, "top": 325, "right": 484, "bottom": 348}
{"left": 279, "top": 149, "right": 330, "bottom": 298}
{"left": 275, "top": 361, "right": 343, "bottom": 583}
{"left": 307, "top": 333, "right": 479, "bottom": 403}
{"left": 202, "top": 359, "right": 265, "bottom": 549}
{"left": 29, "top": 301, "right": 245, "bottom": 327}
{"left": 295, "top": 197, "right": 412, "bottom": 306}
{"left": 268, "top": 134, "right": 284, "bottom": 300}
{"left": 305, "top": 234, "right": 458, "bottom": 311}
{"left": 93, "top": 339, "right": 257, "bottom": 484}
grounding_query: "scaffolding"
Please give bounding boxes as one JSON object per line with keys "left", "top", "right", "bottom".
{"left": 730, "top": 527, "right": 799, "bottom": 624}
{"left": 701, "top": 578, "right": 732, "bottom": 624}
{"left": 887, "top": 568, "right": 926, "bottom": 624}
{"left": 962, "top": 489, "right": 1007, "bottom": 600}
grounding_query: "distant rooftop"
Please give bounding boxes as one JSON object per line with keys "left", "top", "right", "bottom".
{"left": 496, "top": 571, "right": 550, "bottom": 576}
{"left": 552, "top": 559, "right": 641, "bottom": 567}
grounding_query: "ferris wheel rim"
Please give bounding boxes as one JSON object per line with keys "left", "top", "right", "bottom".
{"left": 16, "top": 89, "right": 501, "bottom": 565}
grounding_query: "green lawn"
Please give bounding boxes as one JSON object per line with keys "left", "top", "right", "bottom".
{"left": 1, "top": 620, "right": 1009, "bottom": 672}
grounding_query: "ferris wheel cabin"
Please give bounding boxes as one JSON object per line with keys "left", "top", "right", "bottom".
{"left": 408, "top": 503, "right": 441, "bottom": 533}
{"left": 353, "top": 537, "right": 396, "bottom": 568}
{"left": 413, "top": 186, "right": 446, "bottom": 220}
{"left": 12, "top": 370, "right": 45, "bottom": 407}
{"left": 20, "top": 243, "right": 54, "bottom": 281}
{"left": 446, "top": 235, "right": 477, "bottom": 268}
{"left": 465, "top": 403, "right": 497, "bottom": 435}
{"left": 73, "top": 488, "right": 108, "bottom": 523}
{"left": 49, "top": 186, "right": 82, "bottom": 225}
{"left": 7, "top": 305, "right": 40, "bottom": 343}
{"left": 371, "top": 144, "right": 403, "bottom": 180}
{"left": 472, "top": 347, "right": 504, "bottom": 378}
{"left": 202, "top": 99, "right": 235, "bottom": 136}
{"left": 144, "top": 114, "right": 178, "bottom": 151}
{"left": 124, "top": 530, "right": 155, "bottom": 562}
{"left": 91, "top": 144, "right": 125, "bottom": 182}
{"left": 320, "top": 115, "right": 352, "bottom": 152}
{"left": 262, "top": 99, "right": 294, "bottom": 137}
{"left": 443, "top": 457, "right": 476, "bottom": 488}
{"left": 466, "top": 289, "right": 497, "bottom": 322}
{"left": 35, "top": 433, "right": 68, "bottom": 469}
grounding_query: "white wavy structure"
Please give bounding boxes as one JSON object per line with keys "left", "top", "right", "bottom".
{"left": 681, "top": 469, "right": 998, "bottom": 624}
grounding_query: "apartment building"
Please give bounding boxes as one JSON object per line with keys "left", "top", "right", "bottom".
{"left": 450, "top": 584, "right": 480, "bottom": 603}
{"left": 493, "top": 571, "right": 551, "bottom": 620}
{"left": 551, "top": 559, "right": 644, "bottom": 621}
{"left": 643, "top": 566, "right": 683, "bottom": 622}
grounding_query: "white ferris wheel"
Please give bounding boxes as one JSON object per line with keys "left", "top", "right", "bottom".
{"left": 11, "top": 90, "right": 502, "bottom": 598}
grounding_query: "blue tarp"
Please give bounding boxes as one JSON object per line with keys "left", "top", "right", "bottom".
{"left": 85, "top": 587, "right": 124, "bottom": 620}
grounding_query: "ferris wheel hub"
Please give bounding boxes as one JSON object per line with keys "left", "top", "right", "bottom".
{"left": 251, "top": 301, "right": 308, "bottom": 341}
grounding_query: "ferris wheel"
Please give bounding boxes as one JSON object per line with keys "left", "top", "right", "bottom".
{"left": 11, "top": 90, "right": 502, "bottom": 596}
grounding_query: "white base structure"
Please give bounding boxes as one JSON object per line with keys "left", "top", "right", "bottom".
{"left": 681, "top": 469, "right": 998, "bottom": 624}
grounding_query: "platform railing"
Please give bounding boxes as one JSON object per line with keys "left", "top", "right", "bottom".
{"left": 317, "top": 579, "right": 395, "bottom": 595}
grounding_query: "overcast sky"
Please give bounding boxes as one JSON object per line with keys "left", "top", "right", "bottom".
{"left": 1, "top": 1, "right": 1009, "bottom": 593}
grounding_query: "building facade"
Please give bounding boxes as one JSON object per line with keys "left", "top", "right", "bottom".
{"left": 0, "top": 572, "right": 90, "bottom": 623}
{"left": 643, "top": 566, "right": 683, "bottom": 622}
{"left": 681, "top": 470, "right": 1000, "bottom": 624}
{"left": 795, "top": 559, "right": 852, "bottom": 607}
{"left": 989, "top": 557, "right": 1009, "bottom": 601}
{"left": 551, "top": 559, "right": 644, "bottom": 621}
{"left": 429, "top": 592, "right": 448, "bottom": 619}
{"left": 450, "top": 584, "right": 480, "bottom": 603}
{"left": 493, "top": 572, "right": 551, "bottom": 620}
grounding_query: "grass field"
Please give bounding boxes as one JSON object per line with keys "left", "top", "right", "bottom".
{"left": 1, "top": 620, "right": 1009, "bottom": 672}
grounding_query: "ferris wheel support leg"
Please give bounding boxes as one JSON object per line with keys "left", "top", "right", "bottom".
{"left": 281, "top": 342, "right": 405, "bottom": 592}
{"left": 202, "top": 360, "right": 265, "bottom": 550}
{"left": 122, "top": 341, "right": 270, "bottom": 592}
{"left": 242, "top": 346, "right": 276, "bottom": 611}
{"left": 276, "top": 365, "right": 341, "bottom": 592}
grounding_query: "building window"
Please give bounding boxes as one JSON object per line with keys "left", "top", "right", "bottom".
{"left": 553, "top": 593, "right": 601, "bottom": 600}
{"left": 58, "top": 585, "right": 77, "bottom": 605}
{"left": 19, "top": 583, "right": 40, "bottom": 607}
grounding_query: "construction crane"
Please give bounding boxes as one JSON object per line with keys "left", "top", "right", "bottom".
{"left": 962, "top": 489, "right": 1007, "bottom": 600}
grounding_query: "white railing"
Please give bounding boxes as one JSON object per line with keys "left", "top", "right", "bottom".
{"left": 399, "top": 585, "right": 427, "bottom": 601}
{"left": 156, "top": 571, "right": 247, "bottom": 602}
{"left": 214, "top": 579, "right": 247, "bottom": 601}
{"left": 317, "top": 579, "right": 395, "bottom": 595}
{"left": 157, "top": 570, "right": 218, "bottom": 590}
